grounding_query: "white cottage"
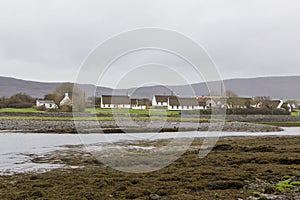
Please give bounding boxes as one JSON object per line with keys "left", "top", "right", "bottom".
{"left": 167, "top": 96, "right": 200, "bottom": 111}
{"left": 196, "top": 96, "right": 227, "bottom": 109}
{"left": 152, "top": 95, "right": 174, "bottom": 107}
{"left": 131, "top": 98, "right": 151, "bottom": 110}
{"left": 36, "top": 100, "right": 58, "bottom": 109}
{"left": 60, "top": 93, "right": 72, "bottom": 106}
{"left": 101, "top": 95, "right": 131, "bottom": 109}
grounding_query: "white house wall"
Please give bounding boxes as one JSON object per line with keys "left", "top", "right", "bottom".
{"left": 168, "top": 105, "right": 202, "bottom": 111}
{"left": 101, "top": 104, "right": 131, "bottom": 109}
{"left": 156, "top": 102, "right": 168, "bottom": 106}
{"left": 152, "top": 97, "right": 157, "bottom": 106}
{"left": 132, "top": 105, "right": 146, "bottom": 110}
{"left": 36, "top": 101, "right": 57, "bottom": 109}
{"left": 152, "top": 97, "right": 168, "bottom": 107}
{"left": 277, "top": 100, "right": 284, "bottom": 109}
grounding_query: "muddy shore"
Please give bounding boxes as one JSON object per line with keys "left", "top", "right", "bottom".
{"left": 0, "top": 136, "right": 299, "bottom": 199}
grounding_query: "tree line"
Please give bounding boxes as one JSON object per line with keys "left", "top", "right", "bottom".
{"left": 0, "top": 83, "right": 86, "bottom": 111}
{"left": 0, "top": 93, "right": 35, "bottom": 108}
{"left": 42, "top": 83, "right": 86, "bottom": 112}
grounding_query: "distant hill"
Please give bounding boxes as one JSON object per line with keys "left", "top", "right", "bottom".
{"left": 121, "top": 76, "right": 300, "bottom": 99}
{"left": 0, "top": 76, "right": 300, "bottom": 99}
{"left": 0, "top": 77, "right": 113, "bottom": 98}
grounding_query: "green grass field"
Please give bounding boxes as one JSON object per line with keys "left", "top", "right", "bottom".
{"left": 85, "top": 108, "right": 180, "bottom": 115}
{"left": 0, "top": 108, "right": 44, "bottom": 113}
{"left": 291, "top": 110, "right": 300, "bottom": 116}
{"left": 0, "top": 107, "right": 180, "bottom": 115}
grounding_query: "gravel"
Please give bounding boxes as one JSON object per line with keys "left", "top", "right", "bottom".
{"left": 0, "top": 118, "right": 283, "bottom": 133}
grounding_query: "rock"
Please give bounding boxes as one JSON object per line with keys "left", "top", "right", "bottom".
{"left": 149, "top": 194, "right": 160, "bottom": 200}
{"left": 0, "top": 118, "right": 283, "bottom": 133}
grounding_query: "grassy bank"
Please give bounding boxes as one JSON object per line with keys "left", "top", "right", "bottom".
{"left": 0, "top": 136, "right": 299, "bottom": 199}
{"left": 85, "top": 108, "right": 180, "bottom": 115}
{"left": 0, "top": 116, "right": 220, "bottom": 122}
{"left": 1, "top": 108, "right": 300, "bottom": 127}
{"left": 0, "top": 108, "right": 43, "bottom": 113}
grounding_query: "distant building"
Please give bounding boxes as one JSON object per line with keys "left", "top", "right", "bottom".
{"left": 101, "top": 95, "right": 131, "bottom": 108}
{"left": 196, "top": 96, "right": 226, "bottom": 109}
{"left": 131, "top": 98, "right": 151, "bottom": 110}
{"left": 168, "top": 96, "right": 201, "bottom": 111}
{"left": 152, "top": 95, "right": 175, "bottom": 107}
{"left": 226, "top": 97, "right": 252, "bottom": 109}
{"left": 284, "top": 100, "right": 300, "bottom": 112}
{"left": 60, "top": 93, "right": 72, "bottom": 106}
{"left": 260, "top": 99, "right": 283, "bottom": 110}
{"left": 36, "top": 100, "right": 58, "bottom": 109}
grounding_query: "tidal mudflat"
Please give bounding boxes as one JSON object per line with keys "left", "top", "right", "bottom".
{"left": 0, "top": 129, "right": 300, "bottom": 199}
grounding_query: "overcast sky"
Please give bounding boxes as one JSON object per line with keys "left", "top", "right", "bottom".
{"left": 0, "top": 0, "right": 299, "bottom": 88}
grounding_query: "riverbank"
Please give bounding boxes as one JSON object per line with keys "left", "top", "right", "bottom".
{"left": 0, "top": 135, "right": 299, "bottom": 199}
{"left": 0, "top": 118, "right": 283, "bottom": 133}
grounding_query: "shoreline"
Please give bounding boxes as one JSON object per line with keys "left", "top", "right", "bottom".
{"left": 0, "top": 118, "right": 283, "bottom": 133}
{"left": 0, "top": 135, "right": 299, "bottom": 199}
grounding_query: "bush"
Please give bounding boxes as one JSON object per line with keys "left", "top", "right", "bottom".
{"left": 8, "top": 102, "right": 34, "bottom": 108}
{"left": 0, "top": 93, "right": 35, "bottom": 108}
{"left": 35, "top": 105, "right": 46, "bottom": 111}
{"left": 167, "top": 107, "right": 290, "bottom": 115}
{"left": 60, "top": 105, "right": 72, "bottom": 112}
{"left": 226, "top": 108, "right": 290, "bottom": 115}
{"left": 183, "top": 109, "right": 222, "bottom": 115}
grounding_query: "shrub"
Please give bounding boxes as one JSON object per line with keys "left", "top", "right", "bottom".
{"left": 8, "top": 102, "right": 34, "bottom": 108}
{"left": 226, "top": 108, "right": 289, "bottom": 115}
{"left": 60, "top": 105, "right": 72, "bottom": 112}
{"left": 0, "top": 103, "right": 6, "bottom": 109}
{"left": 0, "top": 93, "right": 35, "bottom": 108}
{"left": 35, "top": 105, "right": 46, "bottom": 111}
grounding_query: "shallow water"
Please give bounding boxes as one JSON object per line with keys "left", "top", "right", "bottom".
{"left": 1, "top": 127, "right": 299, "bottom": 174}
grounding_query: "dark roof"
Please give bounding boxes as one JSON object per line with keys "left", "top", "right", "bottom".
{"left": 131, "top": 99, "right": 138, "bottom": 105}
{"left": 198, "top": 101, "right": 207, "bottom": 107}
{"left": 131, "top": 98, "right": 151, "bottom": 106}
{"left": 197, "top": 96, "right": 228, "bottom": 106}
{"left": 197, "top": 97, "right": 213, "bottom": 106}
{"left": 226, "top": 97, "right": 253, "bottom": 106}
{"left": 254, "top": 99, "right": 282, "bottom": 109}
{"left": 169, "top": 97, "right": 199, "bottom": 106}
{"left": 102, "top": 95, "right": 130, "bottom": 104}
{"left": 154, "top": 95, "right": 175, "bottom": 103}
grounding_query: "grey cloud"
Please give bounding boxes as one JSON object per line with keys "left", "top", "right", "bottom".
{"left": 0, "top": 0, "right": 299, "bottom": 86}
